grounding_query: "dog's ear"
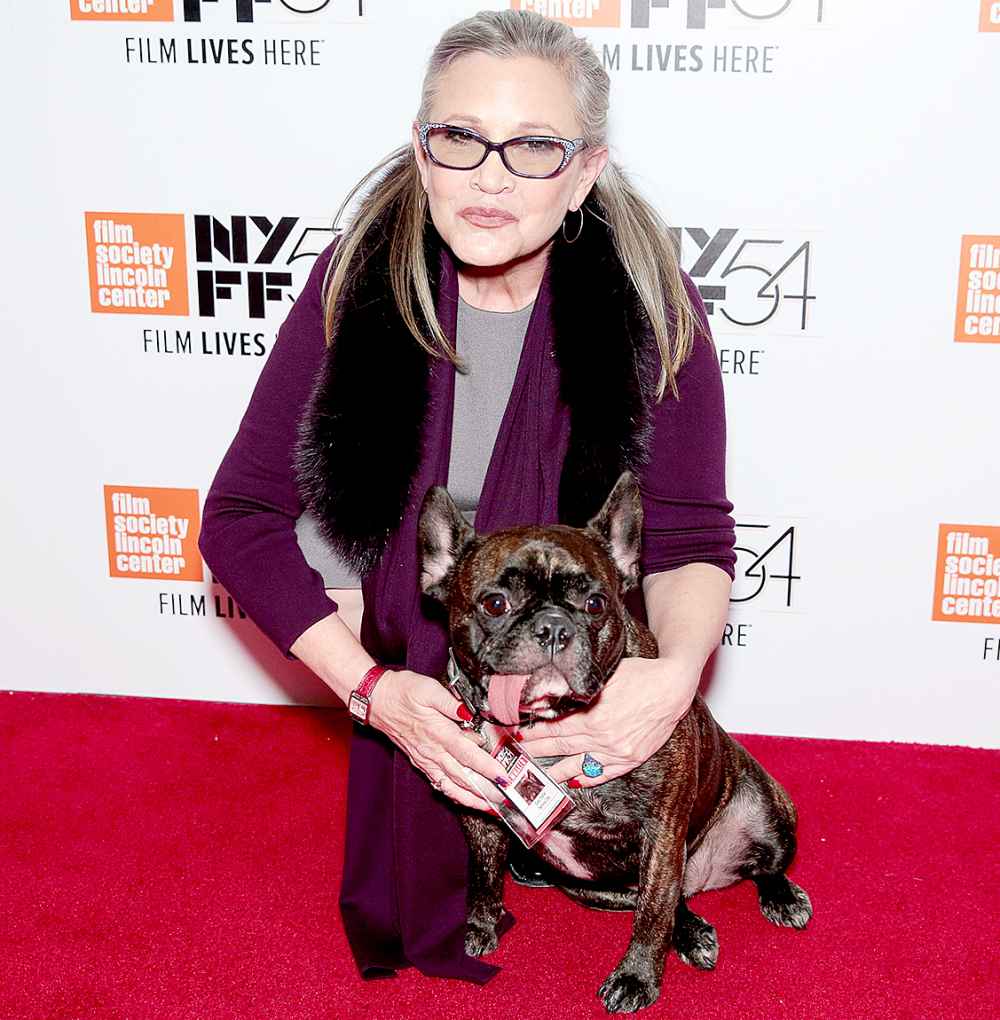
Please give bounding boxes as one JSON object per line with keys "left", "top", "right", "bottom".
{"left": 417, "top": 485, "right": 476, "bottom": 603}
{"left": 585, "top": 470, "right": 643, "bottom": 591}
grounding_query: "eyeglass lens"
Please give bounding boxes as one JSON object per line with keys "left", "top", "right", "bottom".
{"left": 425, "top": 126, "right": 566, "bottom": 177}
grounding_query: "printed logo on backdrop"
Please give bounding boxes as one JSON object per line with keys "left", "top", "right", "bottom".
{"left": 71, "top": 1, "right": 173, "bottom": 21}
{"left": 69, "top": 0, "right": 362, "bottom": 21}
{"left": 513, "top": 0, "right": 831, "bottom": 74}
{"left": 955, "top": 236, "right": 1000, "bottom": 343}
{"left": 87, "top": 213, "right": 189, "bottom": 315}
{"left": 720, "top": 518, "right": 805, "bottom": 650}
{"left": 69, "top": 0, "right": 365, "bottom": 67}
{"left": 105, "top": 485, "right": 203, "bottom": 581}
{"left": 932, "top": 525, "right": 1000, "bottom": 624}
{"left": 674, "top": 227, "right": 820, "bottom": 377}
{"left": 85, "top": 211, "right": 335, "bottom": 356}
{"left": 981, "top": 1, "right": 1000, "bottom": 32}
{"left": 104, "top": 485, "right": 250, "bottom": 621}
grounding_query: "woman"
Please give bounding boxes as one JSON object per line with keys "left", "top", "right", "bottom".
{"left": 198, "top": 9, "right": 736, "bottom": 986}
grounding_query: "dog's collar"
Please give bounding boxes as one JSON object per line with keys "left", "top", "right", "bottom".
{"left": 446, "top": 646, "right": 483, "bottom": 727}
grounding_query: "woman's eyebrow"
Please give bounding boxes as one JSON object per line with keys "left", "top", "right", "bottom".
{"left": 440, "top": 113, "right": 562, "bottom": 134}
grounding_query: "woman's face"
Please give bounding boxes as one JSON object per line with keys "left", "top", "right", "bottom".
{"left": 412, "top": 52, "right": 608, "bottom": 269}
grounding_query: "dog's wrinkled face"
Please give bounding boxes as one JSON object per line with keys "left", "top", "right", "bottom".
{"left": 418, "top": 471, "right": 643, "bottom": 723}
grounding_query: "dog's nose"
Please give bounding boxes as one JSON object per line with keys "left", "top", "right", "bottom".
{"left": 532, "top": 610, "right": 575, "bottom": 653}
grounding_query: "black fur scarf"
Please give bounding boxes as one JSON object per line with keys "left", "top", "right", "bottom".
{"left": 292, "top": 195, "right": 662, "bottom": 577}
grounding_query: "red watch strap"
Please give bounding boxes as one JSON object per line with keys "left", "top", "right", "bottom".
{"left": 356, "top": 664, "right": 388, "bottom": 699}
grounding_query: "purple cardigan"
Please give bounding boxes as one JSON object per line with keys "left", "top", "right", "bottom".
{"left": 199, "top": 245, "right": 736, "bottom": 662}
{"left": 198, "top": 236, "right": 736, "bottom": 984}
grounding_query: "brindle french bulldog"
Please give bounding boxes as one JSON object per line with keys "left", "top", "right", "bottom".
{"left": 417, "top": 471, "right": 812, "bottom": 1014}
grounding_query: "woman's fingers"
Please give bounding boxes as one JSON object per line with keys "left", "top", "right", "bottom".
{"left": 424, "top": 680, "right": 477, "bottom": 723}
{"left": 422, "top": 743, "right": 505, "bottom": 808}
{"left": 429, "top": 772, "right": 497, "bottom": 813}
{"left": 543, "top": 754, "right": 587, "bottom": 785}
{"left": 514, "top": 732, "right": 592, "bottom": 757}
{"left": 547, "top": 751, "right": 624, "bottom": 789}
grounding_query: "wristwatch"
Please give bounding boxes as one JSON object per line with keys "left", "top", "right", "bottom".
{"left": 348, "top": 664, "right": 389, "bottom": 726}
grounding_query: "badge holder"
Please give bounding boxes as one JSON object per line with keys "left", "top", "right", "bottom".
{"left": 467, "top": 726, "right": 575, "bottom": 848}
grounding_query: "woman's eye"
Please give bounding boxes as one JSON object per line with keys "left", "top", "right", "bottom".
{"left": 584, "top": 593, "right": 607, "bottom": 616}
{"left": 480, "top": 593, "right": 510, "bottom": 617}
{"left": 445, "top": 130, "right": 474, "bottom": 145}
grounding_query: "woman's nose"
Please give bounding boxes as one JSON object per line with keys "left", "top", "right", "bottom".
{"left": 472, "top": 148, "right": 514, "bottom": 192}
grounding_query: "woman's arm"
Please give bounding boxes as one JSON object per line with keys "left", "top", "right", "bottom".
{"left": 197, "top": 241, "right": 344, "bottom": 661}
{"left": 642, "top": 562, "right": 732, "bottom": 676}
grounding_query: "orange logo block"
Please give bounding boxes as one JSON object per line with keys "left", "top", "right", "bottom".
{"left": 954, "top": 235, "right": 1000, "bottom": 342}
{"left": 932, "top": 525, "right": 1000, "bottom": 624}
{"left": 85, "top": 212, "right": 188, "bottom": 316}
{"left": 105, "top": 485, "right": 204, "bottom": 582}
{"left": 509, "top": 0, "right": 621, "bottom": 28}
{"left": 981, "top": 1, "right": 1000, "bottom": 31}
{"left": 70, "top": 0, "right": 173, "bottom": 20}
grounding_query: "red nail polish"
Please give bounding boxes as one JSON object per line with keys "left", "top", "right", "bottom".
{"left": 567, "top": 778, "right": 582, "bottom": 789}
{"left": 513, "top": 729, "right": 524, "bottom": 740}
{"left": 457, "top": 703, "right": 473, "bottom": 721}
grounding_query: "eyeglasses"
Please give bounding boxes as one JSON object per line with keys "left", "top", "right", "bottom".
{"left": 417, "top": 122, "right": 587, "bottom": 179}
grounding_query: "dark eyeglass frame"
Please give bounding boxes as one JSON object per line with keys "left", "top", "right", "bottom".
{"left": 417, "top": 121, "right": 587, "bottom": 179}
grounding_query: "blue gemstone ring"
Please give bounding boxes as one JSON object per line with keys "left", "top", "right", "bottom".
{"left": 581, "top": 752, "right": 604, "bottom": 778}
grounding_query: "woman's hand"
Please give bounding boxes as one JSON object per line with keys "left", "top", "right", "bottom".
{"left": 515, "top": 656, "right": 701, "bottom": 787}
{"left": 368, "top": 668, "right": 507, "bottom": 813}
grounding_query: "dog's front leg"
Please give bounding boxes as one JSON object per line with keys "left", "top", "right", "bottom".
{"left": 458, "top": 811, "right": 510, "bottom": 957}
{"left": 598, "top": 801, "right": 692, "bottom": 1013}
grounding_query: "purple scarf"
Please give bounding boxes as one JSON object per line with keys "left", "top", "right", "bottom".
{"left": 341, "top": 246, "right": 570, "bottom": 983}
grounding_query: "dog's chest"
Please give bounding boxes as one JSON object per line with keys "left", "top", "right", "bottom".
{"left": 532, "top": 790, "right": 642, "bottom": 881}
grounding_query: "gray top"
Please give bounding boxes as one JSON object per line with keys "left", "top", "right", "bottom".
{"left": 294, "top": 293, "right": 536, "bottom": 588}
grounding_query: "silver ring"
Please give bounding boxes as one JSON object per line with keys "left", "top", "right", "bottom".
{"left": 430, "top": 777, "right": 444, "bottom": 791}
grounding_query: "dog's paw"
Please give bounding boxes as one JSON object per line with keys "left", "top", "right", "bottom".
{"left": 673, "top": 912, "right": 719, "bottom": 970}
{"left": 597, "top": 968, "right": 661, "bottom": 1014}
{"left": 758, "top": 876, "right": 813, "bottom": 930}
{"left": 464, "top": 922, "right": 500, "bottom": 957}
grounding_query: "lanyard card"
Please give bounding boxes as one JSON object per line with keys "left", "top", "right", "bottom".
{"left": 469, "top": 729, "right": 574, "bottom": 848}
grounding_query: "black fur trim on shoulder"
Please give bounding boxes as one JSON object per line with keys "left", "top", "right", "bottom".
{"left": 550, "top": 197, "right": 659, "bottom": 526}
{"left": 292, "top": 202, "right": 445, "bottom": 576}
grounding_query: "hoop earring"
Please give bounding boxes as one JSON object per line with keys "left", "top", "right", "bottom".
{"left": 561, "top": 206, "right": 584, "bottom": 244}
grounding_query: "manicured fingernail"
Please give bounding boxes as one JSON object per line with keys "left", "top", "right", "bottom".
{"left": 567, "top": 778, "right": 582, "bottom": 789}
{"left": 494, "top": 776, "right": 509, "bottom": 790}
{"left": 457, "top": 704, "right": 473, "bottom": 721}
{"left": 513, "top": 730, "right": 524, "bottom": 740}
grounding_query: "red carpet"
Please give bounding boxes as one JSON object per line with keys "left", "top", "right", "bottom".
{"left": 2, "top": 690, "right": 997, "bottom": 1020}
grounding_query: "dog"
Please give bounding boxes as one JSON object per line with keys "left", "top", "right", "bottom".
{"left": 417, "top": 471, "right": 812, "bottom": 1014}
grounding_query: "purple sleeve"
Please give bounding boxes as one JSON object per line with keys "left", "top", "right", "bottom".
{"left": 637, "top": 270, "right": 737, "bottom": 581}
{"left": 198, "top": 241, "right": 340, "bottom": 660}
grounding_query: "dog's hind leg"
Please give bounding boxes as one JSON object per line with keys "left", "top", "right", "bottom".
{"left": 752, "top": 870, "right": 812, "bottom": 929}
{"left": 672, "top": 898, "right": 719, "bottom": 970}
{"left": 736, "top": 766, "right": 812, "bottom": 930}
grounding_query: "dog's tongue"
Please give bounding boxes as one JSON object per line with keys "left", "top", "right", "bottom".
{"left": 486, "top": 673, "right": 532, "bottom": 726}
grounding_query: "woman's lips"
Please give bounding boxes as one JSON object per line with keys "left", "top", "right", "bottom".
{"left": 460, "top": 207, "right": 517, "bottom": 228}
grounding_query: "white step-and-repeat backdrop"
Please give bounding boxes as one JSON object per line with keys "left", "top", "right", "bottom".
{"left": 4, "top": 2, "right": 998, "bottom": 746}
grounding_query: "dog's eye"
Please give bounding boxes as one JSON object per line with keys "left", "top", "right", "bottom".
{"left": 584, "top": 593, "right": 607, "bottom": 616}
{"left": 480, "top": 593, "right": 510, "bottom": 617}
